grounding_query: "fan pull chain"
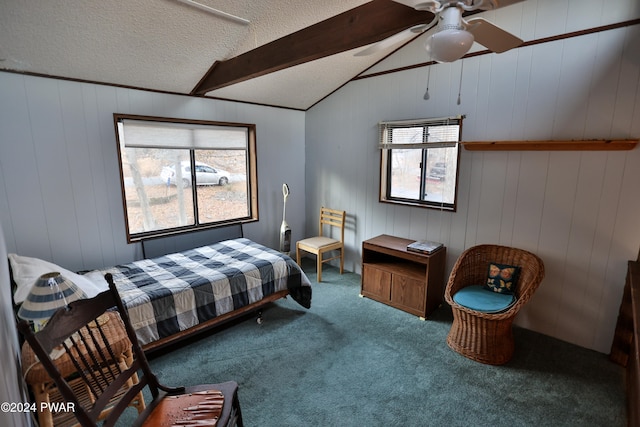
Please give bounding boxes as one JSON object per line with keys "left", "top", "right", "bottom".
{"left": 457, "top": 60, "right": 464, "bottom": 105}
{"left": 424, "top": 56, "right": 432, "bottom": 100}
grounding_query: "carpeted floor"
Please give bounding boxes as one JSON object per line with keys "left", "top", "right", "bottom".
{"left": 119, "top": 260, "right": 626, "bottom": 426}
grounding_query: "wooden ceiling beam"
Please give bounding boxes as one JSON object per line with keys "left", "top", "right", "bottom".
{"left": 191, "top": 0, "right": 431, "bottom": 95}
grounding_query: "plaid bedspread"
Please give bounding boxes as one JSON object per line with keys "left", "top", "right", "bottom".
{"left": 98, "top": 238, "right": 312, "bottom": 346}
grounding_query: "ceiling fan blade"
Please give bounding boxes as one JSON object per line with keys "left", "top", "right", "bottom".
{"left": 192, "top": 0, "right": 431, "bottom": 95}
{"left": 355, "top": 23, "right": 431, "bottom": 57}
{"left": 466, "top": 18, "right": 523, "bottom": 53}
{"left": 395, "top": 0, "right": 526, "bottom": 11}
{"left": 478, "top": 0, "right": 527, "bottom": 10}
{"left": 391, "top": 0, "right": 439, "bottom": 9}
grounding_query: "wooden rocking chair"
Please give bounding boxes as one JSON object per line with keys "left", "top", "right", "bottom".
{"left": 17, "top": 273, "right": 243, "bottom": 427}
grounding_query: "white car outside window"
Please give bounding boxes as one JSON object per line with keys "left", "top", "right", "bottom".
{"left": 161, "top": 161, "right": 230, "bottom": 188}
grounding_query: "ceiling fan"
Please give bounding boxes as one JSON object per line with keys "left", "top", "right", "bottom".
{"left": 191, "top": 0, "right": 524, "bottom": 95}
{"left": 357, "top": 0, "right": 524, "bottom": 63}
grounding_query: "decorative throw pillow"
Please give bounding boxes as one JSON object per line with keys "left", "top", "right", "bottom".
{"left": 484, "top": 262, "right": 520, "bottom": 295}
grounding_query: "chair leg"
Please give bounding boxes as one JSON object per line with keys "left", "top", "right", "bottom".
{"left": 233, "top": 390, "right": 244, "bottom": 427}
{"left": 296, "top": 244, "right": 301, "bottom": 266}
{"left": 339, "top": 248, "right": 344, "bottom": 274}
{"left": 317, "top": 252, "right": 323, "bottom": 282}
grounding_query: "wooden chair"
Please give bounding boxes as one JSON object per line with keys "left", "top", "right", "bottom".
{"left": 17, "top": 273, "right": 243, "bottom": 427}
{"left": 296, "top": 207, "right": 346, "bottom": 282}
{"left": 444, "top": 244, "right": 545, "bottom": 365}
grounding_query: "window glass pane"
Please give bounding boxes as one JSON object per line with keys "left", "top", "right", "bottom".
{"left": 121, "top": 147, "right": 194, "bottom": 235}
{"left": 389, "top": 127, "right": 423, "bottom": 199}
{"left": 115, "top": 114, "right": 258, "bottom": 242}
{"left": 422, "top": 146, "right": 458, "bottom": 204}
{"left": 389, "top": 148, "right": 421, "bottom": 199}
{"left": 194, "top": 150, "right": 249, "bottom": 224}
{"left": 379, "top": 118, "right": 461, "bottom": 211}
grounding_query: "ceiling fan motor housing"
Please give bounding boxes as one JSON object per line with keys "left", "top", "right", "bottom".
{"left": 426, "top": 5, "right": 475, "bottom": 63}
{"left": 356, "top": 0, "right": 520, "bottom": 61}
{"left": 438, "top": 5, "right": 465, "bottom": 30}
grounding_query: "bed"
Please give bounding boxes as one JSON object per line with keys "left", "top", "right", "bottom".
{"left": 10, "top": 238, "right": 312, "bottom": 353}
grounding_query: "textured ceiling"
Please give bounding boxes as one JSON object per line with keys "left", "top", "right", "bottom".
{"left": 0, "top": 0, "right": 407, "bottom": 110}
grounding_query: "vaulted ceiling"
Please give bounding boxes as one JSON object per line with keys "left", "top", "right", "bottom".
{"left": 0, "top": 0, "right": 517, "bottom": 110}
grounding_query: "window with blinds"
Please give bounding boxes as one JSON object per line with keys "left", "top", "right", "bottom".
{"left": 114, "top": 114, "right": 258, "bottom": 242}
{"left": 379, "top": 116, "right": 462, "bottom": 211}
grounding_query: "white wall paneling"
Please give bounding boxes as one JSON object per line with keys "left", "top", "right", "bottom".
{"left": 0, "top": 0, "right": 638, "bottom": 359}
{"left": 0, "top": 74, "right": 306, "bottom": 273}
{"left": 0, "top": 224, "right": 30, "bottom": 427}
{"left": 305, "top": 0, "right": 640, "bottom": 352}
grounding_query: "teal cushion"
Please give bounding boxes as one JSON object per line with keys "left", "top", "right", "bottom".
{"left": 452, "top": 285, "right": 516, "bottom": 313}
{"left": 484, "top": 262, "right": 520, "bottom": 295}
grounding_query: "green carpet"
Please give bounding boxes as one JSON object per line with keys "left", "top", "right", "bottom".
{"left": 121, "top": 261, "right": 626, "bottom": 426}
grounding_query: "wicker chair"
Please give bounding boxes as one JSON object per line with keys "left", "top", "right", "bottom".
{"left": 444, "top": 244, "right": 545, "bottom": 365}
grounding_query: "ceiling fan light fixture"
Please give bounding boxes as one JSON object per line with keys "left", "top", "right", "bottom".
{"left": 426, "top": 29, "right": 474, "bottom": 63}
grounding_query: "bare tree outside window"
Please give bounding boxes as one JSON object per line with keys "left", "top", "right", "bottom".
{"left": 379, "top": 116, "right": 462, "bottom": 211}
{"left": 114, "top": 114, "right": 258, "bottom": 242}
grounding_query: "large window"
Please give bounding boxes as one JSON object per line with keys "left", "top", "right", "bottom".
{"left": 114, "top": 114, "right": 258, "bottom": 242}
{"left": 379, "top": 116, "right": 462, "bottom": 211}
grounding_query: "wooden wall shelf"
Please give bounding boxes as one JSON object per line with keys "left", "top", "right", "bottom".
{"left": 461, "top": 139, "right": 638, "bottom": 151}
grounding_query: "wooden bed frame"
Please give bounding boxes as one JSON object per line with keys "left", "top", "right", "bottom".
{"left": 11, "top": 264, "right": 293, "bottom": 355}
{"left": 12, "top": 226, "right": 300, "bottom": 355}
{"left": 141, "top": 289, "right": 290, "bottom": 354}
{"left": 136, "top": 226, "right": 298, "bottom": 353}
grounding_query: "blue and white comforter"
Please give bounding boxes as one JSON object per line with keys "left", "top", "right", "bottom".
{"left": 98, "top": 238, "right": 311, "bottom": 345}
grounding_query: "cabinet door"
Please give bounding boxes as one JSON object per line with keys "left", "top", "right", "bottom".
{"left": 391, "top": 275, "right": 426, "bottom": 316}
{"left": 362, "top": 264, "right": 391, "bottom": 302}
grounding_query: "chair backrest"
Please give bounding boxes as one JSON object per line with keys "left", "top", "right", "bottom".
{"left": 17, "top": 274, "right": 173, "bottom": 427}
{"left": 319, "top": 207, "right": 345, "bottom": 243}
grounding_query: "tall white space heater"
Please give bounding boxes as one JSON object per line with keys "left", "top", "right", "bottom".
{"left": 279, "top": 183, "right": 291, "bottom": 254}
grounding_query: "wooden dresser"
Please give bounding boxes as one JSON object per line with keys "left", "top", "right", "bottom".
{"left": 360, "top": 234, "right": 446, "bottom": 319}
{"left": 610, "top": 260, "right": 640, "bottom": 426}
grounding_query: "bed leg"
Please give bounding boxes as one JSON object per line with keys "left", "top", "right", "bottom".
{"left": 256, "top": 311, "right": 263, "bottom": 325}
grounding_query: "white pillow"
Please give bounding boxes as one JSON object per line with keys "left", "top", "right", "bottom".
{"left": 9, "top": 253, "right": 109, "bottom": 304}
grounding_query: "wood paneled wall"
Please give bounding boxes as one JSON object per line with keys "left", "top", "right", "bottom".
{"left": 0, "top": 218, "right": 29, "bottom": 426}
{"left": 0, "top": 73, "right": 307, "bottom": 273}
{"left": 305, "top": 0, "right": 640, "bottom": 353}
{"left": 0, "top": 0, "right": 638, "bottom": 356}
